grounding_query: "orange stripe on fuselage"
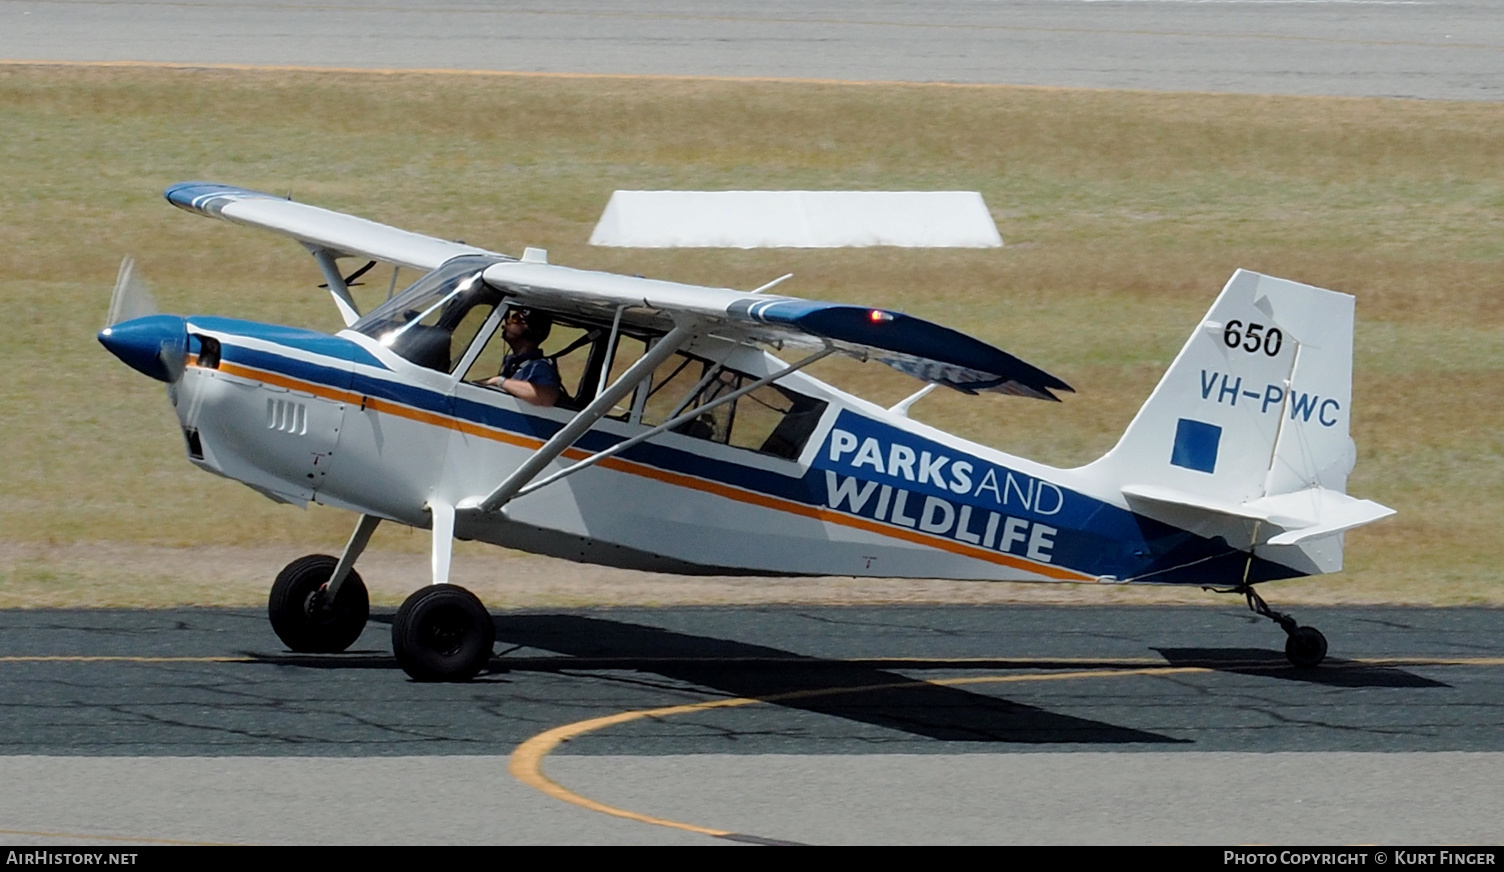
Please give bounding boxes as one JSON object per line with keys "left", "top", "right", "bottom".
{"left": 201, "top": 360, "right": 1090, "bottom": 581}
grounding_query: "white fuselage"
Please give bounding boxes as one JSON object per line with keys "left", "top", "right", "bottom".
{"left": 169, "top": 316, "right": 1313, "bottom": 587}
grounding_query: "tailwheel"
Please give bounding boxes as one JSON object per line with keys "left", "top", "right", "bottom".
{"left": 392, "top": 584, "right": 495, "bottom": 682}
{"left": 1285, "top": 625, "right": 1328, "bottom": 669}
{"left": 1235, "top": 584, "right": 1327, "bottom": 668}
{"left": 268, "top": 554, "right": 370, "bottom": 653}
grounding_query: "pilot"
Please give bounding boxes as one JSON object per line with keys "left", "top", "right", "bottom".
{"left": 479, "top": 307, "right": 561, "bottom": 407}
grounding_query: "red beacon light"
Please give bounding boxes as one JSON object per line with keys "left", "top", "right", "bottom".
{"left": 869, "top": 309, "right": 894, "bottom": 323}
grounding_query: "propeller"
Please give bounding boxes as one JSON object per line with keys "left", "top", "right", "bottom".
{"left": 105, "top": 256, "right": 158, "bottom": 327}
{"left": 99, "top": 256, "right": 187, "bottom": 384}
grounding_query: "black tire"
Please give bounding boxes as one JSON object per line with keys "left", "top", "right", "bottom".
{"left": 1285, "top": 626, "right": 1328, "bottom": 668}
{"left": 268, "top": 554, "right": 370, "bottom": 653}
{"left": 391, "top": 585, "right": 495, "bottom": 682}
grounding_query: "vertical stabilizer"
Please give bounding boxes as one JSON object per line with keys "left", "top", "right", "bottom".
{"left": 1086, "top": 270, "right": 1386, "bottom": 575}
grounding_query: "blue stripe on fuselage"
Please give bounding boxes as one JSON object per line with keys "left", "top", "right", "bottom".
{"left": 205, "top": 328, "right": 1298, "bottom": 586}
{"left": 192, "top": 317, "right": 388, "bottom": 371}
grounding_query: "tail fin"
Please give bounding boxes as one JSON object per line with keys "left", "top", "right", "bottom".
{"left": 1087, "top": 270, "right": 1393, "bottom": 574}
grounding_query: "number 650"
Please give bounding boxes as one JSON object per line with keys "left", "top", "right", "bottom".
{"left": 1223, "top": 320, "right": 1282, "bottom": 356}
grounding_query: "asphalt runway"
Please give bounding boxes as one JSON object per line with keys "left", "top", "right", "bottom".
{"left": 4, "top": 0, "right": 1502, "bottom": 100}
{"left": 1, "top": 606, "right": 1501, "bottom": 844}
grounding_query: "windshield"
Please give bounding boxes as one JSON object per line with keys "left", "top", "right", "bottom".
{"left": 350, "top": 255, "right": 507, "bottom": 371}
{"left": 352, "top": 255, "right": 504, "bottom": 340}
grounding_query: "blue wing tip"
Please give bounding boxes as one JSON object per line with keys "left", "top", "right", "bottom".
{"left": 754, "top": 301, "right": 1073, "bottom": 400}
{"left": 165, "top": 182, "right": 278, "bottom": 215}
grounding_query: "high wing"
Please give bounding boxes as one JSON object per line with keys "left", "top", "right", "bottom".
{"left": 166, "top": 182, "right": 499, "bottom": 327}
{"left": 166, "top": 182, "right": 496, "bottom": 271}
{"left": 482, "top": 261, "right": 1072, "bottom": 401}
{"left": 166, "top": 181, "right": 1070, "bottom": 400}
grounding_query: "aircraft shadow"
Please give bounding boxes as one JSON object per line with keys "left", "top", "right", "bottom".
{"left": 1153, "top": 648, "right": 1450, "bottom": 688}
{"left": 491, "top": 614, "right": 1183, "bottom": 745}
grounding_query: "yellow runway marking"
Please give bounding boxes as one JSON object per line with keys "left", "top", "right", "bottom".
{"left": 1340, "top": 657, "right": 1504, "bottom": 667}
{"left": 4, "top": 651, "right": 1501, "bottom": 837}
{"left": 509, "top": 666, "right": 1210, "bottom": 839}
{"left": 509, "top": 656, "right": 1504, "bottom": 840}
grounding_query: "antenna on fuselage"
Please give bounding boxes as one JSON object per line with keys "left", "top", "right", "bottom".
{"left": 888, "top": 383, "right": 938, "bottom": 418}
{"left": 749, "top": 273, "right": 794, "bottom": 295}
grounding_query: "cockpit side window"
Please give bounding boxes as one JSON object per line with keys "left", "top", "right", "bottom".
{"left": 461, "top": 310, "right": 604, "bottom": 408}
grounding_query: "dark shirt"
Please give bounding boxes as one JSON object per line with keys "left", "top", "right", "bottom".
{"left": 501, "top": 349, "right": 562, "bottom": 388}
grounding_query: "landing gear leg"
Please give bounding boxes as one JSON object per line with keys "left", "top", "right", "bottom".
{"left": 1242, "top": 586, "right": 1327, "bottom": 668}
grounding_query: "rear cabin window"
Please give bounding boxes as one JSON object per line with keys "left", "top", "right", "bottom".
{"left": 630, "top": 346, "right": 827, "bottom": 461}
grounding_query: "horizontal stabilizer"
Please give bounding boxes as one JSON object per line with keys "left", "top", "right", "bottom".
{"left": 1122, "top": 483, "right": 1395, "bottom": 546}
{"left": 1256, "top": 490, "right": 1397, "bottom": 545}
{"left": 165, "top": 183, "right": 494, "bottom": 272}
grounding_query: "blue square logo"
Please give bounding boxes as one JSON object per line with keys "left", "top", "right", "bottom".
{"left": 1171, "top": 418, "right": 1221, "bottom": 474}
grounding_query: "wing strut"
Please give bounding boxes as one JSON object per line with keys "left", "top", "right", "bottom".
{"left": 595, "top": 303, "right": 629, "bottom": 399}
{"left": 466, "top": 320, "right": 698, "bottom": 513}
{"left": 511, "top": 344, "right": 836, "bottom": 501}
{"left": 309, "top": 248, "right": 362, "bottom": 327}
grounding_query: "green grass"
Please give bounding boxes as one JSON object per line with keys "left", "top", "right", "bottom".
{"left": 0, "top": 64, "right": 1500, "bottom": 605}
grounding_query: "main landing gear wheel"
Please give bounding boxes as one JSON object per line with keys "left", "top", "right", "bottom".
{"left": 268, "top": 554, "right": 370, "bottom": 653}
{"left": 1285, "top": 626, "right": 1329, "bottom": 669}
{"left": 391, "top": 584, "right": 495, "bottom": 682}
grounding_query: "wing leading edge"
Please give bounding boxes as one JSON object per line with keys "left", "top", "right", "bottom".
{"left": 165, "top": 182, "right": 495, "bottom": 272}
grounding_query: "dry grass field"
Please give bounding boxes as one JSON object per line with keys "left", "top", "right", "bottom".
{"left": 0, "top": 64, "right": 1499, "bottom": 607}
